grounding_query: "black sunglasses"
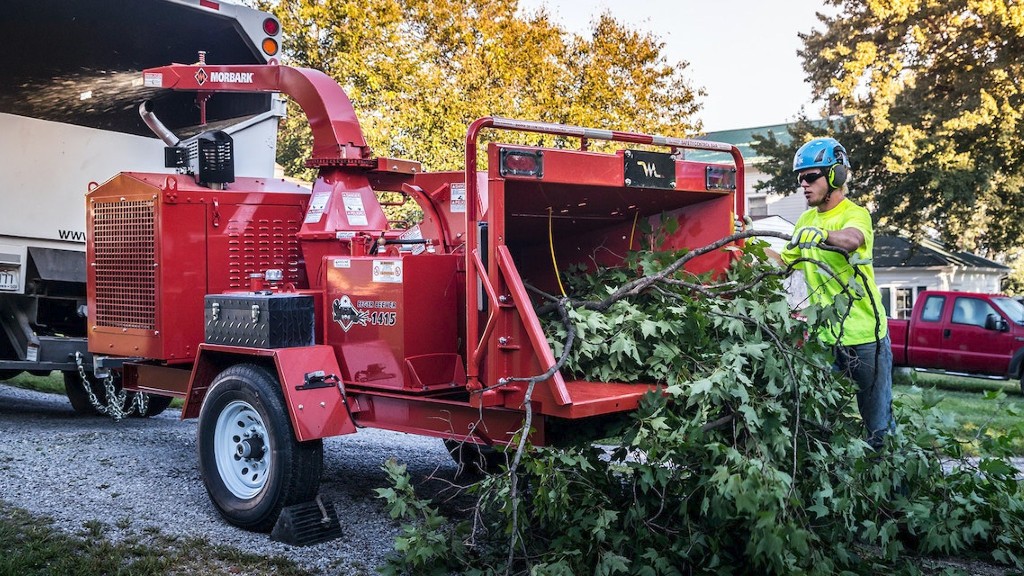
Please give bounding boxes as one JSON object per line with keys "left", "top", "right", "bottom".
{"left": 797, "top": 171, "right": 825, "bottom": 185}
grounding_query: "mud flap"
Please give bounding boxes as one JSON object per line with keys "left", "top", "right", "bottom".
{"left": 270, "top": 496, "right": 343, "bottom": 546}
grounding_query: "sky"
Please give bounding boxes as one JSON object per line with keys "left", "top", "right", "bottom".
{"left": 516, "top": 0, "right": 832, "bottom": 133}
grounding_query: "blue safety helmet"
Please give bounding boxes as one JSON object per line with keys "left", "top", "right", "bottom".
{"left": 793, "top": 137, "right": 850, "bottom": 189}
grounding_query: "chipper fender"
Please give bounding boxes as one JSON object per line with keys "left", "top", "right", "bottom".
{"left": 183, "top": 343, "right": 357, "bottom": 441}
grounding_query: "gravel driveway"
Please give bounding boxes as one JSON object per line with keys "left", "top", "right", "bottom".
{"left": 0, "top": 383, "right": 463, "bottom": 575}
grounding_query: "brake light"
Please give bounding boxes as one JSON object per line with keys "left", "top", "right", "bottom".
{"left": 499, "top": 148, "right": 544, "bottom": 178}
{"left": 263, "top": 18, "right": 280, "bottom": 36}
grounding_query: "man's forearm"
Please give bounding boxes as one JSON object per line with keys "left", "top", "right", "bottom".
{"left": 825, "top": 227, "right": 865, "bottom": 252}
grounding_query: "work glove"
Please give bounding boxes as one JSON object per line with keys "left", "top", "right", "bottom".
{"left": 787, "top": 226, "right": 828, "bottom": 249}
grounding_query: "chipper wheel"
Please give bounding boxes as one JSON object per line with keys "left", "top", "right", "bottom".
{"left": 62, "top": 370, "right": 173, "bottom": 417}
{"left": 197, "top": 364, "right": 324, "bottom": 532}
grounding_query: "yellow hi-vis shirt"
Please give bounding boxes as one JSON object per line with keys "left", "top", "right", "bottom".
{"left": 781, "top": 198, "right": 888, "bottom": 346}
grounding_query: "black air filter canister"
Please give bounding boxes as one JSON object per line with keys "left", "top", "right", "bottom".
{"left": 197, "top": 131, "right": 234, "bottom": 184}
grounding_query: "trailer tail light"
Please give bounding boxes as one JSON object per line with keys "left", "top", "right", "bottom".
{"left": 705, "top": 165, "right": 737, "bottom": 191}
{"left": 262, "top": 38, "right": 279, "bottom": 57}
{"left": 499, "top": 148, "right": 543, "bottom": 178}
{"left": 262, "top": 18, "right": 280, "bottom": 56}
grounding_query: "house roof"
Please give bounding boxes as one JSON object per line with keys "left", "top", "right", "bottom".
{"left": 874, "top": 236, "right": 1009, "bottom": 270}
{"left": 689, "top": 118, "right": 840, "bottom": 165}
{"left": 692, "top": 123, "right": 793, "bottom": 164}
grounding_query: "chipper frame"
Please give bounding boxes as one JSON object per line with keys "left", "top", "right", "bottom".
{"left": 85, "top": 61, "right": 746, "bottom": 531}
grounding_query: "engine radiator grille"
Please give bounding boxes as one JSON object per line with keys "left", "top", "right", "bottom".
{"left": 91, "top": 199, "right": 156, "bottom": 330}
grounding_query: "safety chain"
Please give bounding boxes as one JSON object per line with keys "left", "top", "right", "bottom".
{"left": 74, "top": 352, "right": 149, "bottom": 422}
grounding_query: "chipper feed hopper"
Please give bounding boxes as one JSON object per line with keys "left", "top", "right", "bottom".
{"left": 85, "top": 61, "right": 745, "bottom": 531}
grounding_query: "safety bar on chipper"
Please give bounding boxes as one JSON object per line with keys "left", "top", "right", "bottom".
{"left": 462, "top": 116, "right": 746, "bottom": 396}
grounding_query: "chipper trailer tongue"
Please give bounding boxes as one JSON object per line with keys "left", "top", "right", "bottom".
{"left": 85, "top": 60, "right": 747, "bottom": 533}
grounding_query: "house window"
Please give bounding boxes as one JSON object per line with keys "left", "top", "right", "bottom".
{"left": 880, "top": 287, "right": 891, "bottom": 317}
{"left": 895, "top": 288, "right": 914, "bottom": 319}
{"left": 748, "top": 196, "right": 768, "bottom": 217}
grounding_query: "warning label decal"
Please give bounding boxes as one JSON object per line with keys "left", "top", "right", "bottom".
{"left": 342, "top": 192, "right": 369, "bottom": 226}
{"left": 304, "top": 191, "right": 332, "bottom": 224}
{"left": 371, "top": 259, "right": 403, "bottom": 283}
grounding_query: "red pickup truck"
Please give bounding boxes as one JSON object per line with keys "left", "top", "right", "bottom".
{"left": 888, "top": 291, "right": 1024, "bottom": 392}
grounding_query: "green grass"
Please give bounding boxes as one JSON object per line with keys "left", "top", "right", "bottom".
{"left": 0, "top": 501, "right": 313, "bottom": 576}
{"left": 897, "top": 368, "right": 1022, "bottom": 395}
{"left": 6, "top": 371, "right": 64, "bottom": 394}
{"left": 894, "top": 370, "right": 1024, "bottom": 455}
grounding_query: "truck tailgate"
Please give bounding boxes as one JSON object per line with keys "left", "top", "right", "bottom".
{"left": 888, "top": 318, "right": 909, "bottom": 365}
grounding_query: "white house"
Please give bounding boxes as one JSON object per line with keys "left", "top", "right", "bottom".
{"left": 873, "top": 236, "right": 1009, "bottom": 318}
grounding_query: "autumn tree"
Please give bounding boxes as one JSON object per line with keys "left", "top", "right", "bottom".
{"left": 754, "top": 0, "right": 1024, "bottom": 275}
{"left": 256, "top": 0, "right": 703, "bottom": 178}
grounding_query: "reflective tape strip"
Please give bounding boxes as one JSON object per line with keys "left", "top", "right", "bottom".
{"left": 491, "top": 117, "right": 587, "bottom": 136}
{"left": 653, "top": 136, "right": 733, "bottom": 152}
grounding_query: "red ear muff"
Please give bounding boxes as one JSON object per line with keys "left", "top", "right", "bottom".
{"left": 827, "top": 163, "right": 848, "bottom": 189}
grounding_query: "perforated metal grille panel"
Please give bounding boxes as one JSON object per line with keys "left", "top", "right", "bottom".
{"left": 225, "top": 216, "right": 303, "bottom": 288}
{"left": 92, "top": 199, "right": 157, "bottom": 330}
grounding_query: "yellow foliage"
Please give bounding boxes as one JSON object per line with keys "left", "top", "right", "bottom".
{"left": 266, "top": 0, "right": 702, "bottom": 173}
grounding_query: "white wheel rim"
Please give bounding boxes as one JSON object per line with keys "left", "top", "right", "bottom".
{"left": 214, "top": 400, "right": 271, "bottom": 499}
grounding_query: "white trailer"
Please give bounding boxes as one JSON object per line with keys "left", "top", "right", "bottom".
{"left": 0, "top": 0, "right": 284, "bottom": 413}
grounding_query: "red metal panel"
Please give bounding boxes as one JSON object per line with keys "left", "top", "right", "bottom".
{"left": 556, "top": 380, "right": 655, "bottom": 418}
{"left": 272, "top": 346, "right": 356, "bottom": 441}
{"left": 351, "top": 390, "right": 540, "bottom": 446}
{"left": 87, "top": 173, "right": 310, "bottom": 363}
{"left": 324, "top": 254, "right": 461, "bottom": 392}
{"left": 495, "top": 246, "right": 570, "bottom": 406}
{"left": 658, "top": 195, "right": 736, "bottom": 276}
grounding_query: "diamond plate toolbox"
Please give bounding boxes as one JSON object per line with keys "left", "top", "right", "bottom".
{"left": 204, "top": 293, "right": 314, "bottom": 348}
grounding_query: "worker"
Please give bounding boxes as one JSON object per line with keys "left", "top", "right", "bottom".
{"left": 780, "top": 136, "right": 894, "bottom": 449}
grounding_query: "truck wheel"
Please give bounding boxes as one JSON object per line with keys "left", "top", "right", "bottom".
{"left": 197, "top": 364, "right": 323, "bottom": 532}
{"left": 63, "top": 370, "right": 104, "bottom": 415}
{"left": 62, "top": 371, "right": 173, "bottom": 417}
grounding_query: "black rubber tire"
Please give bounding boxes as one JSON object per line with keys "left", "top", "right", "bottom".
{"left": 63, "top": 370, "right": 104, "bottom": 415}
{"left": 443, "top": 439, "right": 506, "bottom": 476}
{"left": 135, "top": 394, "right": 174, "bottom": 418}
{"left": 62, "top": 371, "right": 173, "bottom": 417}
{"left": 197, "top": 363, "right": 323, "bottom": 532}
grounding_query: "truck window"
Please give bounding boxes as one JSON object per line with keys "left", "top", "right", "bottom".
{"left": 993, "top": 296, "right": 1024, "bottom": 324}
{"left": 920, "top": 295, "right": 945, "bottom": 322}
{"left": 952, "top": 297, "right": 995, "bottom": 327}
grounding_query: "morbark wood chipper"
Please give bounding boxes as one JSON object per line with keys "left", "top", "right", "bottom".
{"left": 85, "top": 60, "right": 746, "bottom": 533}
